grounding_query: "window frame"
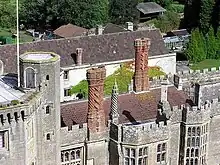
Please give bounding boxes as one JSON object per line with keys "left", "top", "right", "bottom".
{"left": 63, "top": 70, "right": 69, "bottom": 80}
{"left": 157, "top": 142, "right": 167, "bottom": 163}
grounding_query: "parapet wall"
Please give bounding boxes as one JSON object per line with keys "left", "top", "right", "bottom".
{"left": 0, "top": 91, "right": 43, "bottom": 127}
{"left": 184, "top": 98, "right": 220, "bottom": 124}
{"left": 122, "top": 121, "right": 169, "bottom": 144}
{"left": 60, "top": 123, "right": 87, "bottom": 146}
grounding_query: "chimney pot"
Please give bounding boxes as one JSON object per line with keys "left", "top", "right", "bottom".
{"left": 96, "top": 25, "right": 103, "bottom": 35}
{"left": 126, "top": 22, "right": 134, "bottom": 31}
{"left": 76, "top": 48, "right": 83, "bottom": 66}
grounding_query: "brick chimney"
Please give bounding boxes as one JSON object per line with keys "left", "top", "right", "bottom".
{"left": 87, "top": 66, "right": 106, "bottom": 133}
{"left": 133, "top": 38, "right": 151, "bottom": 92}
{"left": 76, "top": 48, "right": 83, "bottom": 65}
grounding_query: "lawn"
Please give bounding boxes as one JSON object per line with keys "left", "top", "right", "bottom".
{"left": 190, "top": 59, "right": 220, "bottom": 70}
{"left": 71, "top": 64, "right": 165, "bottom": 97}
{"left": 0, "top": 27, "right": 33, "bottom": 44}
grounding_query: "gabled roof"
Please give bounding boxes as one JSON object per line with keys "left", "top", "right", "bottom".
{"left": 0, "top": 29, "right": 169, "bottom": 74}
{"left": 53, "top": 23, "right": 88, "bottom": 38}
{"left": 103, "top": 23, "right": 129, "bottom": 34}
{"left": 61, "top": 86, "right": 190, "bottom": 127}
{"left": 137, "top": 2, "right": 166, "bottom": 15}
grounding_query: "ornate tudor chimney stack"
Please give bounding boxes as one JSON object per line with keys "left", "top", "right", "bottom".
{"left": 133, "top": 38, "right": 151, "bottom": 92}
{"left": 87, "top": 66, "right": 106, "bottom": 133}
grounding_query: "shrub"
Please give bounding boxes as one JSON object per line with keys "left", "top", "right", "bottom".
{"left": 11, "top": 100, "right": 20, "bottom": 105}
{"left": 71, "top": 64, "right": 165, "bottom": 97}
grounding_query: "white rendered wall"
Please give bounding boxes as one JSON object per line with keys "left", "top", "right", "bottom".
{"left": 60, "top": 53, "right": 176, "bottom": 102}
{"left": 148, "top": 53, "right": 176, "bottom": 75}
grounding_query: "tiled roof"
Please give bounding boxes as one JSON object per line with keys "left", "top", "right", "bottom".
{"left": 0, "top": 29, "right": 169, "bottom": 74}
{"left": 61, "top": 86, "right": 189, "bottom": 127}
{"left": 102, "top": 23, "right": 128, "bottom": 34}
{"left": 53, "top": 23, "right": 88, "bottom": 38}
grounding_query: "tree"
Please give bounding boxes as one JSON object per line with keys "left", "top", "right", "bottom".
{"left": 70, "top": 0, "right": 109, "bottom": 28}
{"left": 186, "top": 28, "right": 206, "bottom": 62}
{"left": 19, "top": 0, "right": 61, "bottom": 29}
{"left": 0, "top": 0, "right": 16, "bottom": 28}
{"left": 199, "top": 0, "right": 215, "bottom": 34}
{"left": 151, "top": 0, "right": 173, "bottom": 8}
{"left": 109, "top": 0, "right": 139, "bottom": 25}
{"left": 183, "top": 0, "right": 201, "bottom": 31}
{"left": 20, "top": 0, "right": 108, "bottom": 29}
{"left": 154, "top": 11, "right": 180, "bottom": 33}
{"left": 206, "top": 27, "right": 218, "bottom": 59}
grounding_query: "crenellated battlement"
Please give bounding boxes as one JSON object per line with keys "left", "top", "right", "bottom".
{"left": 60, "top": 123, "right": 87, "bottom": 146}
{"left": 0, "top": 91, "right": 44, "bottom": 126}
{"left": 121, "top": 121, "right": 169, "bottom": 144}
{"left": 60, "top": 123, "right": 87, "bottom": 133}
{"left": 149, "top": 75, "right": 169, "bottom": 88}
{"left": 177, "top": 67, "right": 220, "bottom": 76}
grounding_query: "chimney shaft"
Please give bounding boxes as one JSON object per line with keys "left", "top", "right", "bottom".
{"left": 126, "top": 22, "right": 134, "bottom": 31}
{"left": 96, "top": 25, "right": 103, "bottom": 35}
{"left": 133, "top": 38, "right": 151, "bottom": 92}
{"left": 76, "top": 48, "right": 83, "bottom": 66}
{"left": 87, "top": 66, "right": 106, "bottom": 133}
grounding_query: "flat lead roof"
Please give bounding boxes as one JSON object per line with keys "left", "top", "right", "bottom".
{"left": 0, "top": 76, "right": 24, "bottom": 104}
{"left": 22, "top": 53, "right": 53, "bottom": 60}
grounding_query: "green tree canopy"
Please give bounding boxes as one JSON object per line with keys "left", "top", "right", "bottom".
{"left": 109, "top": 0, "right": 139, "bottom": 25}
{"left": 186, "top": 28, "right": 206, "bottom": 62}
{"left": 206, "top": 27, "right": 218, "bottom": 59}
{"left": 0, "top": 0, "right": 16, "bottom": 28}
{"left": 199, "top": 0, "right": 215, "bottom": 34}
{"left": 20, "top": 0, "right": 108, "bottom": 29}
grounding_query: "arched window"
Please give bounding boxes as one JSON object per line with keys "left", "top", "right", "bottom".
{"left": 188, "top": 127, "right": 191, "bottom": 136}
{"left": 192, "top": 137, "right": 195, "bottom": 147}
{"left": 186, "top": 159, "right": 189, "bottom": 165}
{"left": 191, "top": 148, "right": 194, "bottom": 157}
{"left": 195, "top": 158, "right": 198, "bottom": 165}
{"left": 187, "top": 138, "right": 191, "bottom": 147}
{"left": 46, "top": 75, "right": 49, "bottom": 80}
{"left": 192, "top": 127, "right": 196, "bottom": 136}
{"left": 196, "top": 127, "right": 200, "bottom": 136}
{"left": 190, "top": 158, "right": 194, "bottom": 165}
{"left": 195, "top": 149, "right": 199, "bottom": 157}
{"left": 70, "top": 151, "right": 75, "bottom": 160}
{"left": 157, "top": 144, "right": 161, "bottom": 152}
{"left": 65, "top": 152, "right": 69, "bottom": 161}
{"left": 25, "top": 68, "right": 36, "bottom": 88}
{"left": 162, "top": 143, "right": 166, "bottom": 151}
{"left": 76, "top": 150, "right": 80, "bottom": 159}
{"left": 46, "top": 133, "right": 50, "bottom": 140}
{"left": 186, "top": 148, "right": 190, "bottom": 157}
{"left": 46, "top": 106, "right": 50, "bottom": 114}
{"left": 196, "top": 137, "right": 200, "bottom": 147}
{"left": 61, "top": 153, "right": 64, "bottom": 162}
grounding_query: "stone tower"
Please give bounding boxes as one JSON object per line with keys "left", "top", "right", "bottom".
{"left": 133, "top": 38, "right": 151, "bottom": 92}
{"left": 20, "top": 52, "right": 61, "bottom": 165}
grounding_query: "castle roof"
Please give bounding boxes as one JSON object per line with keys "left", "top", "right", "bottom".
{"left": 60, "top": 86, "right": 189, "bottom": 127}
{"left": 0, "top": 75, "right": 24, "bottom": 104}
{"left": 0, "top": 29, "right": 169, "bottom": 74}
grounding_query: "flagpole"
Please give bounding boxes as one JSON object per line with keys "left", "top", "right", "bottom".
{"left": 16, "top": 0, "right": 20, "bottom": 87}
